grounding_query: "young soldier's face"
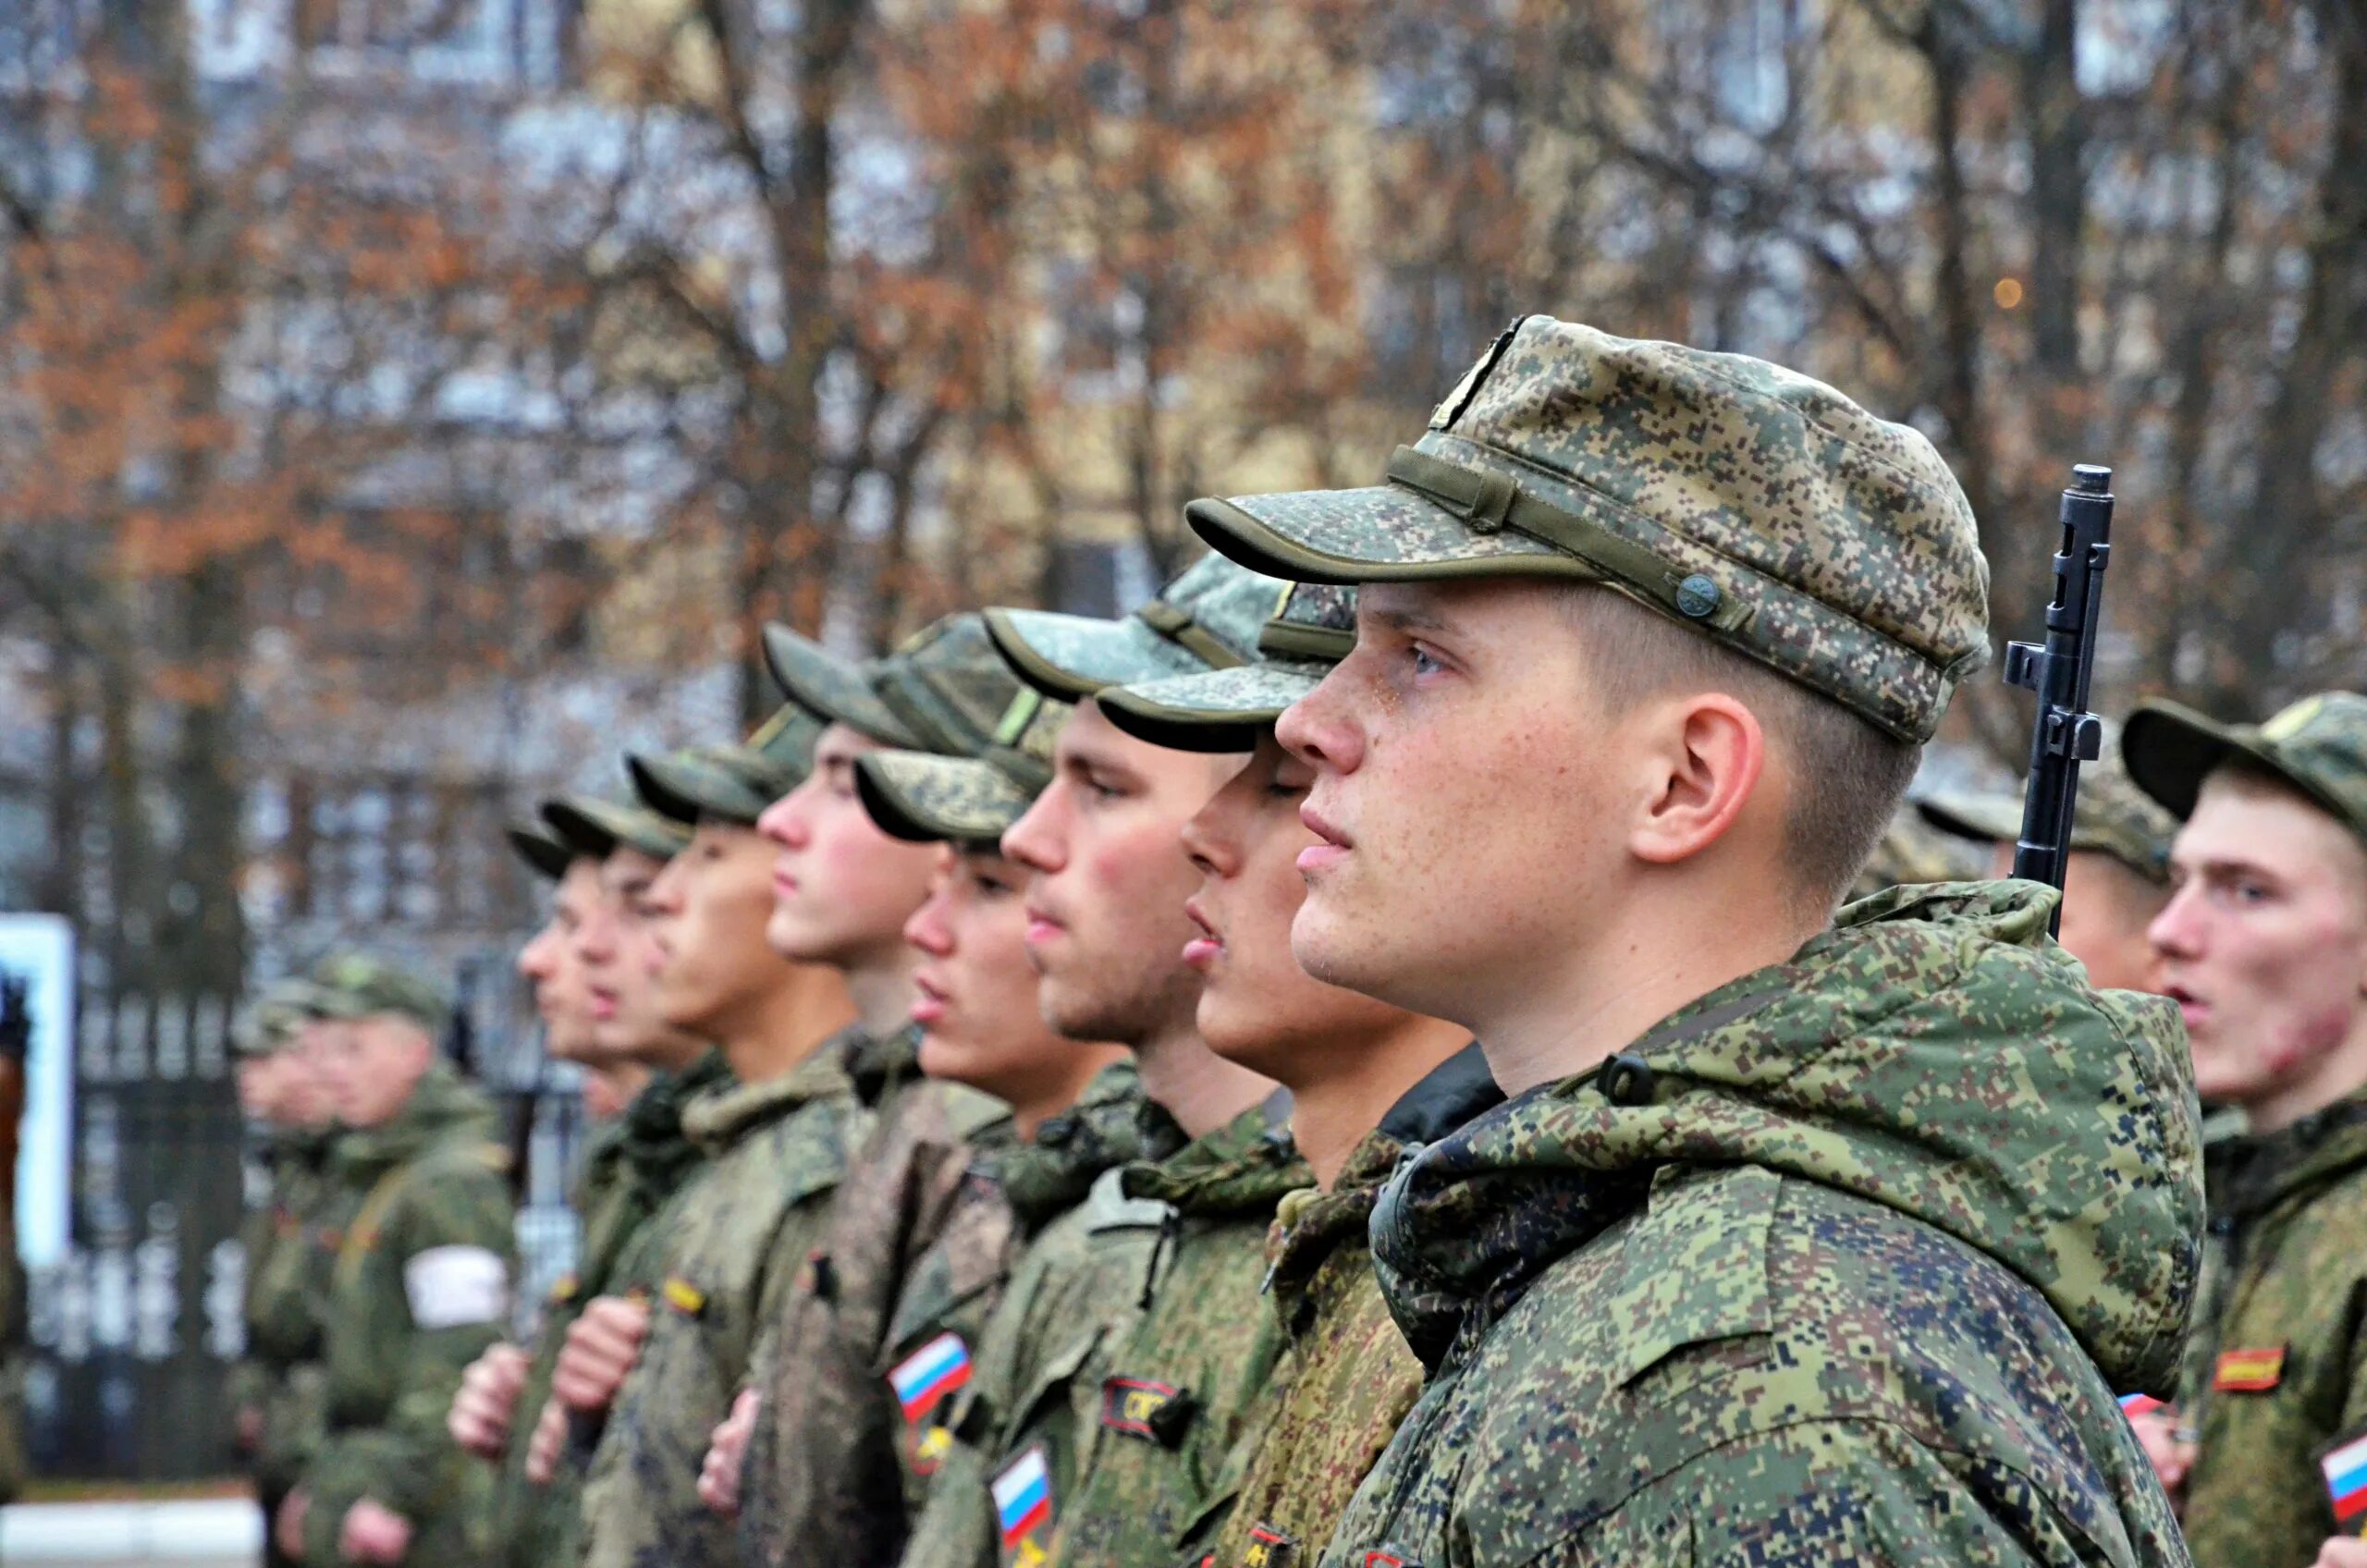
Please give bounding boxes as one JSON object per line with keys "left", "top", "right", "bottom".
{"left": 759, "top": 724, "right": 940, "bottom": 969}
{"left": 318, "top": 1016, "right": 434, "bottom": 1129}
{"left": 1001, "top": 701, "right": 1238, "bottom": 1044}
{"left": 1180, "top": 731, "right": 1414, "bottom": 1077}
{"left": 236, "top": 1053, "right": 290, "bottom": 1121}
{"left": 904, "top": 847, "right": 1079, "bottom": 1106}
{"left": 645, "top": 821, "right": 790, "bottom": 1032}
{"left": 2150, "top": 773, "right": 2367, "bottom": 1109}
{"left": 282, "top": 1023, "right": 337, "bottom": 1127}
{"left": 582, "top": 848, "right": 679, "bottom": 1059}
{"left": 518, "top": 860, "right": 602, "bottom": 1062}
{"left": 1276, "top": 580, "right": 1618, "bottom": 1024}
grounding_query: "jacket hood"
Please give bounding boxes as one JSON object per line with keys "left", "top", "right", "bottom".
{"left": 1123, "top": 1089, "right": 1308, "bottom": 1219}
{"left": 845, "top": 1022, "right": 926, "bottom": 1106}
{"left": 334, "top": 1062, "right": 500, "bottom": 1179}
{"left": 684, "top": 1044, "right": 853, "bottom": 1149}
{"left": 1371, "top": 881, "right": 2203, "bottom": 1392}
{"left": 2209, "top": 1088, "right": 2367, "bottom": 1222}
{"left": 620, "top": 1049, "right": 735, "bottom": 1189}
{"left": 1002, "top": 1060, "right": 1184, "bottom": 1231}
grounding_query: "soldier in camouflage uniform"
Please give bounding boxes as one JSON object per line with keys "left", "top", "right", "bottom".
{"left": 232, "top": 981, "right": 341, "bottom": 1568}
{"left": 281, "top": 956, "right": 518, "bottom": 1568}
{"left": 560, "top": 720, "right": 863, "bottom": 1568}
{"left": 1185, "top": 315, "right": 2203, "bottom": 1567}
{"left": 975, "top": 557, "right": 1323, "bottom": 1568}
{"left": 717, "top": 617, "right": 1032, "bottom": 1566}
{"left": 1918, "top": 736, "right": 2177, "bottom": 993}
{"left": 2123, "top": 693, "right": 2367, "bottom": 1568}
{"left": 1096, "top": 582, "right": 1501, "bottom": 1567}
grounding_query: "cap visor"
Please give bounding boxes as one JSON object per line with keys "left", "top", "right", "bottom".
{"left": 1913, "top": 791, "right": 2024, "bottom": 847}
{"left": 629, "top": 753, "right": 768, "bottom": 827}
{"left": 1098, "top": 664, "right": 1321, "bottom": 753}
{"left": 505, "top": 824, "right": 578, "bottom": 881}
{"left": 855, "top": 751, "right": 1033, "bottom": 844}
{"left": 1185, "top": 484, "right": 1576, "bottom": 586}
{"left": 2123, "top": 702, "right": 2247, "bottom": 821}
{"left": 542, "top": 795, "right": 688, "bottom": 861}
{"left": 762, "top": 624, "right": 926, "bottom": 747}
{"left": 983, "top": 607, "right": 1207, "bottom": 699}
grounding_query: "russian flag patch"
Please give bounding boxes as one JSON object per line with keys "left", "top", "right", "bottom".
{"left": 2322, "top": 1429, "right": 2367, "bottom": 1526}
{"left": 889, "top": 1331, "right": 973, "bottom": 1426}
{"left": 2118, "top": 1392, "right": 2165, "bottom": 1418}
{"left": 992, "top": 1443, "right": 1053, "bottom": 1549}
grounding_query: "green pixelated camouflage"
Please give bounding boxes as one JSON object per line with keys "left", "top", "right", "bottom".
{"left": 856, "top": 692, "right": 1074, "bottom": 846}
{"left": 577, "top": 1044, "right": 869, "bottom": 1568}
{"left": 2173, "top": 1090, "right": 2367, "bottom": 1568}
{"left": 738, "top": 1024, "right": 1012, "bottom": 1568}
{"left": 901, "top": 1072, "right": 1187, "bottom": 1568}
{"left": 765, "top": 613, "right": 1031, "bottom": 756}
{"left": 1199, "top": 1047, "right": 1500, "bottom": 1568}
{"left": 542, "top": 792, "right": 693, "bottom": 863}
{"left": 1041, "top": 1099, "right": 1312, "bottom": 1568}
{"left": 491, "top": 1052, "right": 729, "bottom": 1568}
{"left": 1187, "top": 316, "right": 1993, "bottom": 745}
{"left": 307, "top": 951, "right": 451, "bottom": 1038}
{"left": 300, "top": 1066, "right": 515, "bottom": 1564}
{"left": 1919, "top": 737, "right": 2178, "bottom": 885}
{"left": 1846, "top": 804, "right": 1990, "bottom": 903}
{"left": 233, "top": 978, "right": 325, "bottom": 1060}
{"left": 239, "top": 1125, "right": 339, "bottom": 1494}
{"left": 2127, "top": 691, "right": 2367, "bottom": 849}
{"left": 985, "top": 553, "right": 1293, "bottom": 701}
{"left": 1100, "top": 584, "right": 1359, "bottom": 754}
{"left": 507, "top": 821, "right": 578, "bottom": 882}
{"left": 1316, "top": 881, "right": 2201, "bottom": 1568}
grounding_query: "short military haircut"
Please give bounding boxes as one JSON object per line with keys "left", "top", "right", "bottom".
{"left": 1556, "top": 585, "right": 1920, "bottom": 915}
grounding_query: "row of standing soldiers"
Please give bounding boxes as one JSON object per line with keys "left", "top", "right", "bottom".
{"left": 231, "top": 316, "right": 2367, "bottom": 1568}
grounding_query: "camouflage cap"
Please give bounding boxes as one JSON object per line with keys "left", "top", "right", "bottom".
{"left": 982, "top": 552, "right": 1292, "bottom": 700}
{"left": 855, "top": 688, "right": 1074, "bottom": 845}
{"left": 1099, "top": 582, "right": 1358, "bottom": 753}
{"left": 307, "top": 952, "right": 451, "bottom": 1038}
{"left": 541, "top": 792, "right": 693, "bottom": 862}
{"left": 1916, "top": 746, "right": 2177, "bottom": 885}
{"left": 1184, "top": 315, "right": 1992, "bottom": 744}
{"left": 2124, "top": 691, "right": 2367, "bottom": 846}
{"left": 763, "top": 613, "right": 1024, "bottom": 756}
{"left": 631, "top": 704, "right": 824, "bottom": 826}
{"left": 505, "top": 821, "right": 579, "bottom": 883}
{"left": 231, "top": 977, "right": 330, "bottom": 1059}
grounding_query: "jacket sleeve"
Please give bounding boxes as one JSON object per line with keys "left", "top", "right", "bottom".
{"left": 370, "top": 1158, "right": 518, "bottom": 1522}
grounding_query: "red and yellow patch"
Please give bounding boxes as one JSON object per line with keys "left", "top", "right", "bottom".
{"left": 2214, "top": 1345, "right": 2287, "bottom": 1392}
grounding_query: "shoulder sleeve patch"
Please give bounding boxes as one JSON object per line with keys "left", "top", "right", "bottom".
{"left": 403, "top": 1244, "right": 509, "bottom": 1330}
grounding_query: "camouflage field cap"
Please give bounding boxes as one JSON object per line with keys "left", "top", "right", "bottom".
{"left": 856, "top": 689, "right": 1074, "bottom": 845}
{"left": 308, "top": 952, "right": 451, "bottom": 1038}
{"left": 763, "top": 613, "right": 1019, "bottom": 756}
{"left": 2124, "top": 691, "right": 2367, "bottom": 845}
{"left": 983, "top": 551, "right": 1291, "bottom": 700}
{"left": 505, "top": 821, "right": 578, "bottom": 882}
{"left": 1099, "top": 582, "right": 1357, "bottom": 753}
{"left": 1916, "top": 746, "right": 2177, "bottom": 885}
{"left": 631, "top": 704, "right": 824, "bottom": 826}
{"left": 541, "top": 792, "right": 693, "bottom": 862}
{"left": 1184, "top": 315, "right": 1992, "bottom": 744}
{"left": 231, "top": 977, "right": 330, "bottom": 1059}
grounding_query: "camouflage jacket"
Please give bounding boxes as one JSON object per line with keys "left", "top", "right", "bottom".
{"left": 494, "top": 1051, "right": 730, "bottom": 1568}
{"left": 238, "top": 1125, "right": 339, "bottom": 1491}
{"left": 1042, "top": 1095, "right": 1312, "bottom": 1568}
{"left": 300, "top": 1067, "right": 517, "bottom": 1566}
{"left": 739, "top": 1021, "right": 1012, "bottom": 1568}
{"left": 2176, "top": 1089, "right": 2367, "bottom": 1568}
{"left": 900, "top": 1064, "right": 1183, "bottom": 1568}
{"left": 1318, "top": 883, "right": 2203, "bottom": 1568}
{"left": 1202, "top": 1047, "right": 1501, "bottom": 1568}
{"left": 576, "top": 1045, "right": 867, "bottom": 1568}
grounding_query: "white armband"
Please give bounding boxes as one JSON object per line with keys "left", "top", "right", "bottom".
{"left": 404, "top": 1245, "right": 509, "bottom": 1330}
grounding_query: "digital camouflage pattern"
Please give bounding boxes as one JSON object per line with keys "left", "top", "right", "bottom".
{"left": 857, "top": 691, "right": 1072, "bottom": 847}
{"left": 632, "top": 704, "right": 823, "bottom": 827}
{"left": 2126, "top": 690, "right": 2367, "bottom": 844}
{"left": 985, "top": 552, "right": 1290, "bottom": 701}
{"left": 540, "top": 793, "right": 693, "bottom": 863}
{"left": 1315, "top": 882, "right": 2201, "bottom": 1568}
{"left": 576, "top": 1043, "right": 868, "bottom": 1568}
{"left": 1200, "top": 1046, "right": 1501, "bottom": 1568}
{"left": 1185, "top": 314, "right": 1993, "bottom": 745}
{"left": 767, "top": 612, "right": 1035, "bottom": 756}
{"left": 239, "top": 1123, "right": 339, "bottom": 1500}
{"left": 738, "top": 1022, "right": 1012, "bottom": 1568}
{"left": 491, "top": 1051, "right": 730, "bottom": 1568}
{"left": 1099, "top": 583, "right": 1359, "bottom": 755}
{"left": 2173, "top": 1090, "right": 2367, "bottom": 1568}
{"left": 300, "top": 1064, "right": 516, "bottom": 1566}
{"left": 901, "top": 1067, "right": 1184, "bottom": 1568}
{"left": 1042, "top": 1098, "right": 1311, "bottom": 1568}
{"left": 1919, "top": 739, "right": 2178, "bottom": 885}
